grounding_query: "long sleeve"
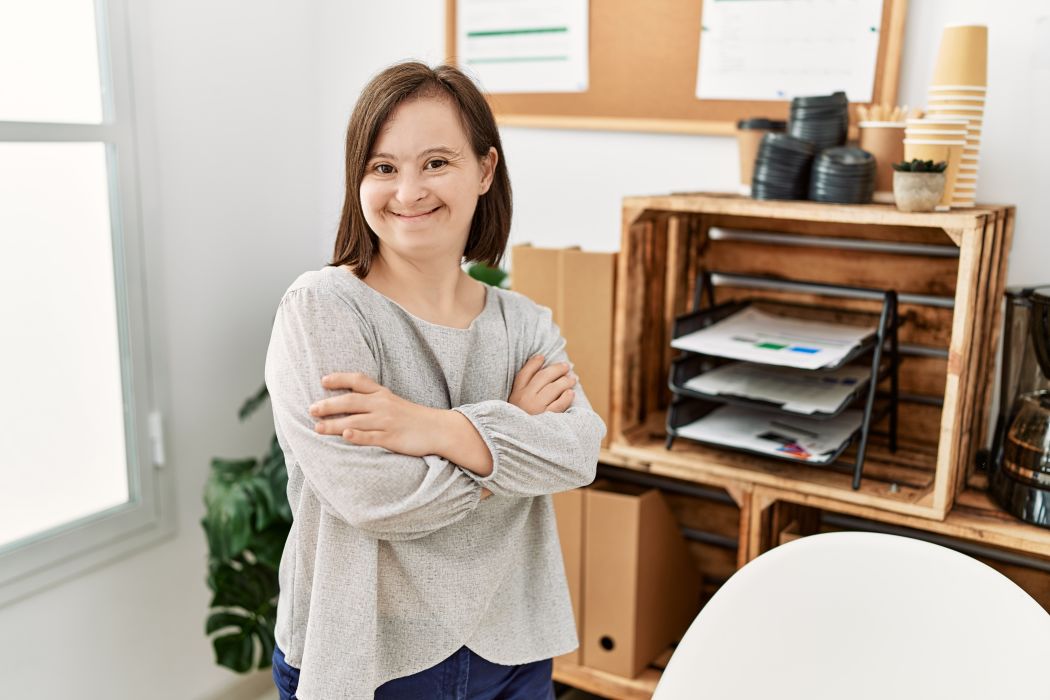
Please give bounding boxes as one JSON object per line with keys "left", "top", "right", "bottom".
{"left": 452, "top": 303, "right": 607, "bottom": 497}
{"left": 264, "top": 284, "right": 482, "bottom": 541}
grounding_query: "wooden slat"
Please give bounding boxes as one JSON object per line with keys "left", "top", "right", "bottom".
{"left": 750, "top": 485, "right": 1050, "bottom": 560}
{"left": 702, "top": 213, "right": 957, "bottom": 246}
{"left": 703, "top": 239, "right": 960, "bottom": 297}
{"left": 932, "top": 218, "right": 988, "bottom": 513}
{"left": 957, "top": 210, "right": 1002, "bottom": 490}
{"left": 611, "top": 209, "right": 651, "bottom": 442}
{"left": 610, "top": 428, "right": 939, "bottom": 520}
{"left": 623, "top": 194, "right": 1000, "bottom": 231}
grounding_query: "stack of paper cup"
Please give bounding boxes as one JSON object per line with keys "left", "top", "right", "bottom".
{"left": 859, "top": 121, "right": 906, "bottom": 203}
{"left": 926, "top": 24, "right": 988, "bottom": 207}
{"left": 904, "top": 119, "right": 967, "bottom": 211}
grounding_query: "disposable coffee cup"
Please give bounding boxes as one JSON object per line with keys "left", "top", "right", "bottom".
{"left": 928, "top": 85, "right": 986, "bottom": 94}
{"left": 927, "top": 94, "right": 986, "bottom": 105}
{"left": 907, "top": 118, "right": 968, "bottom": 128}
{"left": 926, "top": 104, "right": 984, "bottom": 113}
{"left": 859, "top": 121, "right": 905, "bottom": 196}
{"left": 932, "top": 25, "right": 988, "bottom": 86}
{"left": 905, "top": 128, "right": 967, "bottom": 137}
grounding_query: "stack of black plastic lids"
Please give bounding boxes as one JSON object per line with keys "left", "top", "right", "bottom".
{"left": 809, "top": 146, "right": 876, "bottom": 203}
{"left": 788, "top": 91, "right": 849, "bottom": 150}
{"left": 751, "top": 133, "right": 816, "bottom": 200}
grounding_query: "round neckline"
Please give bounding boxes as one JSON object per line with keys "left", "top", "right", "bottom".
{"left": 336, "top": 265, "right": 493, "bottom": 332}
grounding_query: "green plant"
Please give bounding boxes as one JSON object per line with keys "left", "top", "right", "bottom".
{"left": 892, "top": 159, "right": 948, "bottom": 173}
{"left": 202, "top": 385, "right": 291, "bottom": 672}
{"left": 203, "top": 262, "right": 508, "bottom": 673}
{"left": 466, "top": 261, "right": 509, "bottom": 288}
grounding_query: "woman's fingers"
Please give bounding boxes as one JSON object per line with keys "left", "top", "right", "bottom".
{"left": 313, "top": 411, "right": 377, "bottom": 435}
{"left": 309, "top": 390, "right": 367, "bottom": 418}
{"left": 320, "top": 371, "right": 381, "bottom": 393}
{"left": 511, "top": 354, "right": 545, "bottom": 391}
{"left": 547, "top": 389, "right": 575, "bottom": 413}
{"left": 531, "top": 361, "right": 571, "bottom": 388}
{"left": 536, "top": 372, "right": 577, "bottom": 406}
{"left": 341, "top": 428, "right": 384, "bottom": 446}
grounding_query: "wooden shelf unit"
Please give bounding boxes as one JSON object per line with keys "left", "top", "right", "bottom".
{"left": 558, "top": 195, "right": 1032, "bottom": 700}
{"left": 610, "top": 194, "right": 1014, "bottom": 520}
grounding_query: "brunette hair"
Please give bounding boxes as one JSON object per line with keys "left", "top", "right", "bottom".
{"left": 330, "top": 61, "right": 512, "bottom": 276}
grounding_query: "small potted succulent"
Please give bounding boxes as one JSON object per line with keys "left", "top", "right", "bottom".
{"left": 892, "top": 159, "right": 948, "bottom": 212}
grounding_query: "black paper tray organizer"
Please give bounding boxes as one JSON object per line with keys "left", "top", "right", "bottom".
{"left": 668, "top": 353, "right": 895, "bottom": 421}
{"left": 665, "top": 395, "right": 862, "bottom": 467}
{"left": 665, "top": 271, "right": 901, "bottom": 490}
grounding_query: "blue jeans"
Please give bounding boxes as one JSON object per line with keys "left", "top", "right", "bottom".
{"left": 272, "top": 643, "right": 555, "bottom": 700}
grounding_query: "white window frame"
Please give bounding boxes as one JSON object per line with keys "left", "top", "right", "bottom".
{"left": 0, "top": 0, "right": 173, "bottom": 606}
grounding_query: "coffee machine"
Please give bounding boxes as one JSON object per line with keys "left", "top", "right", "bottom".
{"left": 989, "top": 286, "right": 1050, "bottom": 527}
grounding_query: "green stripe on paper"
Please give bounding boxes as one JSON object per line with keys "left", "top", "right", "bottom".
{"left": 467, "top": 27, "right": 568, "bottom": 37}
{"left": 466, "top": 56, "right": 569, "bottom": 64}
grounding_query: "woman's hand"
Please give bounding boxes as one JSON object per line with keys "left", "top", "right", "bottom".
{"left": 508, "top": 354, "right": 577, "bottom": 415}
{"left": 309, "top": 372, "right": 443, "bottom": 458}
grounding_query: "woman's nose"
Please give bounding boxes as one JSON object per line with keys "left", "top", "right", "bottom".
{"left": 394, "top": 171, "right": 427, "bottom": 203}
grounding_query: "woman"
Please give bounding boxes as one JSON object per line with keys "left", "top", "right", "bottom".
{"left": 264, "top": 61, "right": 606, "bottom": 699}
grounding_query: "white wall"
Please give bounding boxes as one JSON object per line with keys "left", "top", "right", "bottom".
{"left": 0, "top": 3, "right": 1045, "bottom": 700}
{"left": 0, "top": 2, "right": 323, "bottom": 699}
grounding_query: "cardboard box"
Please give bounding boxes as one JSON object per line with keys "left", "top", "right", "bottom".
{"left": 510, "top": 245, "right": 616, "bottom": 447}
{"left": 581, "top": 482, "right": 702, "bottom": 678}
{"left": 552, "top": 488, "right": 586, "bottom": 665}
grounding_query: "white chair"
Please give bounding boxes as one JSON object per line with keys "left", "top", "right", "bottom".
{"left": 653, "top": 531, "right": 1050, "bottom": 700}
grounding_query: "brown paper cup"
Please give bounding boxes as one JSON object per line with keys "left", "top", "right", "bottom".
{"left": 932, "top": 25, "right": 988, "bottom": 86}
{"left": 929, "top": 85, "right": 986, "bottom": 95}
{"left": 907, "top": 118, "right": 968, "bottom": 129}
{"left": 737, "top": 128, "right": 768, "bottom": 191}
{"left": 859, "top": 122, "right": 906, "bottom": 197}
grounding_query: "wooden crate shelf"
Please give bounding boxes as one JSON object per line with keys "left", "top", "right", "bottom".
{"left": 610, "top": 193, "right": 1014, "bottom": 521}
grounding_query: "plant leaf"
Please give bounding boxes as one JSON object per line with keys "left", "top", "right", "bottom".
{"left": 206, "top": 611, "right": 250, "bottom": 635}
{"left": 213, "top": 630, "right": 255, "bottom": 673}
{"left": 251, "top": 524, "right": 290, "bottom": 570}
{"left": 239, "top": 383, "right": 270, "bottom": 421}
{"left": 203, "top": 472, "right": 254, "bottom": 560}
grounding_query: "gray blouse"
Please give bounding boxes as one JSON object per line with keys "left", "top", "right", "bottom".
{"left": 263, "top": 265, "right": 606, "bottom": 699}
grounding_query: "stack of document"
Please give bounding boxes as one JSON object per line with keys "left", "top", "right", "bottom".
{"left": 675, "top": 405, "right": 862, "bottom": 464}
{"left": 671, "top": 307, "right": 876, "bottom": 370}
{"left": 683, "top": 362, "right": 871, "bottom": 416}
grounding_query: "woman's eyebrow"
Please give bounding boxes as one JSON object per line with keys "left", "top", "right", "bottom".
{"left": 420, "top": 146, "right": 459, "bottom": 158}
{"left": 369, "top": 146, "right": 460, "bottom": 160}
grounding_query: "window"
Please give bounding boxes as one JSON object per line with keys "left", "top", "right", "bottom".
{"left": 0, "top": 0, "right": 171, "bottom": 605}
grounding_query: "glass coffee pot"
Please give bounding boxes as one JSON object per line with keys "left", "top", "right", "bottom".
{"left": 990, "top": 286, "right": 1050, "bottom": 527}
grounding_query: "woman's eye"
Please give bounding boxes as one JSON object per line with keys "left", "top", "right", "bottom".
{"left": 374, "top": 163, "right": 394, "bottom": 175}
{"left": 425, "top": 159, "right": 448, "bottom": 171}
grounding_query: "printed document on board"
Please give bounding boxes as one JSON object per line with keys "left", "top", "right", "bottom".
{"left": 695, "top": 0, "right": 882, "bottom": 101}
{"left": 457, "top": 0, "right": 589, "bottom": 93}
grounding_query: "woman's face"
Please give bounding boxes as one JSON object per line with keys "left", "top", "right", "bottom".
{"left": 360, "top": 95, "right": 496, "bottom": 265}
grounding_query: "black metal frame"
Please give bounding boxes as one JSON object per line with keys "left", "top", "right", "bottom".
{"left": 665, "top": 270, "right": 900, "bottom": 490}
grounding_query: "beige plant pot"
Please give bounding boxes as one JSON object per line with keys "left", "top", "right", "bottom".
{"left": 893, "top": 171, "right": 946, "bottom": 212}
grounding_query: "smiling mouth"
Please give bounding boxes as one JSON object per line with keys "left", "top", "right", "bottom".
{"left": 392, "top": 206, "right": 441, "bottom": 219}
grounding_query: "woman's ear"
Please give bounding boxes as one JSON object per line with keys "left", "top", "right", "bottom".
{"left": 479, "top": 146, "right": 498, "bottom": 195}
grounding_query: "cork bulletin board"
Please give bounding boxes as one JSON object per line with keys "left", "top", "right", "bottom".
{"left": 445, "top": 0, "right": 908, "bottom": 136}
